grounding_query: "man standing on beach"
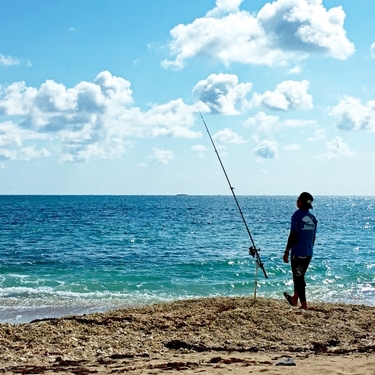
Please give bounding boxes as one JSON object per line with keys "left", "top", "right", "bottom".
{"left": 283, "top": 192, "right": 317, "bottom": 310}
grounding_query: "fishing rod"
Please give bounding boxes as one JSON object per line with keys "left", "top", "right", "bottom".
{"left": 194, "top": 100, "right": 268, "bottom": 297}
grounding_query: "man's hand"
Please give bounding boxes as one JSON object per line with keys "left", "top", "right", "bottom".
{"left": 283, "top": 250, "right": 290, "bottom": 263}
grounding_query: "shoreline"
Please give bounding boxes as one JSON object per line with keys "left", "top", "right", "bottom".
{"left": 2, "top": 293, "right": 375, "bottom": 325}
{"left": 1, "top": 296, "right": 374, "bottom": 374}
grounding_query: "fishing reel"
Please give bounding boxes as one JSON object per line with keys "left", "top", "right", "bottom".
{"left": 248, "top": 246, "right": 260, "bottom": 258}
{"left": 249, "top": 246, "right": 268, "bottom": 278}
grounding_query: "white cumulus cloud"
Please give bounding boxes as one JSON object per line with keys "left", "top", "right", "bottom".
{"left": 0, "top": 71, "right": 202, "bottom": 163}
{"left": 253, "top": 140, "right": 278, "bottom": 159}
{"left": 258, "top": 0, "right": 354, "bottom": 60}
{"left": 0, "top": 148, "right": 17, "bottom": 161}
{"left": 244, "top": 112, "right": 279, "bottom": 133}
{"left": 213, "top": 128, "right": 247, "bottom": 145}
{"left": 244, "top": 111, "right": 315, "bottom": 136}
{"left": 0, "top": 121, "right": 50, "bottom": 161}
{"left": 206, "top": 0, "right": 244, "bottom": 17}
{"left": 0, "top": 54, "right": 21, "bottom": 66}
{"left": 288, "top": 65, "right": 302, "bottom": 74}
{"left": 192, "top": 73, "right": 252, "bottom": 115}
{"left": 330, "top": 96, "right": 375, "bottom": 132}
{"left": 370, "top": 43, "right": 375, "bottom": 59}
{"left": 163, "top": 0, "right": 354, "bottom": 69}
{"left": 251, "top": 80, "right": 313, "bottom": 111}
{"left": 141, "top": 99, "right": 202, "bottom": 139}
{"left": 307, "top": 128, "right": 326, "bottom": 142}
{"left": 191, "top": 144, "right": 207, "bottom": 157}
{"left": 149, "top": 148, "right": 174, "bottom": 164}
{"left": 318, "top": 137, "right": 355, "bottom": 159}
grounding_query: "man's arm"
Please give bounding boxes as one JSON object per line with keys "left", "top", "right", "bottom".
{"left": 283, "top": 230, "right": 298, "bottom": 263}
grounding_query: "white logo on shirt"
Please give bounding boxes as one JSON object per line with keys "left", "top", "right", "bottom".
{"left": 302, "top": 216, "right": 315, "bottom": 230}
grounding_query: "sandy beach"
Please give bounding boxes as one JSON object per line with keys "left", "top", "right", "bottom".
{"left": 0, "top": 296, "right": 374, "bottom": 374}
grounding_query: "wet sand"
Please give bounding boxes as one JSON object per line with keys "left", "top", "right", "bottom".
{"left": 0, "top": 296, "right": 374, "bottom": 374}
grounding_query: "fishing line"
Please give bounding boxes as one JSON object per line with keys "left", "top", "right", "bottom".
{"left": 193, "top": 98, "right": 268, "bottom": 297}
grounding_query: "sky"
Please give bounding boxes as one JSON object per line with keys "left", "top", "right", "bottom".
{"left": 1, "top": 0, "right": 375, "bottom": 195}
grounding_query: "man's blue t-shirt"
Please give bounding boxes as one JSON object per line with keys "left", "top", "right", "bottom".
{"left": 290, "top": 209, "right": 317, "bottom": 257}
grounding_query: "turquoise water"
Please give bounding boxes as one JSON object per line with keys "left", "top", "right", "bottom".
{"left": 0, "top": 195, "right": 374, "bottom": 323}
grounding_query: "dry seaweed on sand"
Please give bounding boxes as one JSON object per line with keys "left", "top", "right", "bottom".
{"left": 0, "top": 297, "right": 374, "bottom": 371}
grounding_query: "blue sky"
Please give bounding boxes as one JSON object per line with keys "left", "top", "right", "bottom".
{"left": 1, "top": 0, "right": 375, "bottom": 195}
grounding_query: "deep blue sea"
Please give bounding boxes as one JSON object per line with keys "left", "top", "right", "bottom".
{"left": 0, "top": 195, "right": 374, "bottom": 324}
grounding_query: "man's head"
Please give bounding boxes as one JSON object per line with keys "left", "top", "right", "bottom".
{"left": 297, "top": 192, "right": 314, "bottom": 209}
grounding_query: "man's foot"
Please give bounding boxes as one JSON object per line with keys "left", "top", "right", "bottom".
{"left": 283, "top": 292, "right": 297, "bottom": 307}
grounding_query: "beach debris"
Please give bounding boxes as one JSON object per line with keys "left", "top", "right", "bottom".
{"left": 164, "top": 339, "right": 208, "bottom": 352}
{"left": 109, "top": 353, "right": 135, "bottom": 359}
{"left": 208, "top": 356, "right": 270, "bottom": 366}
{"left": 275, "top": 357, "right": 296, "bottom": 366}
{"left": 148, "top": 361, "right": 199, "bottom": 371}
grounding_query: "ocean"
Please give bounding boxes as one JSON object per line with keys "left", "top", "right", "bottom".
{"left": 0, "top": 195, "right": 374, "bottom": 324}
